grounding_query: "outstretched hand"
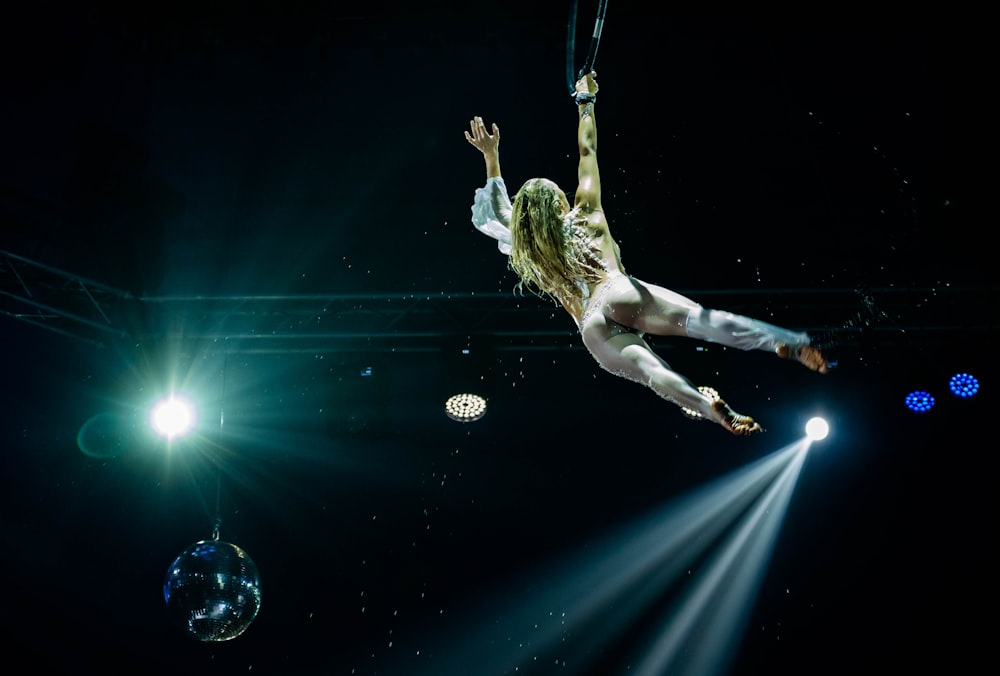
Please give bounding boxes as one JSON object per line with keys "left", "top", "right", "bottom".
{"left": 465, "top": 116, "right": 499, "bottom": 156}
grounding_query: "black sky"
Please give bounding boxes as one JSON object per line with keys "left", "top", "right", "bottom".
{"left": 1, "top": 2, "right": 994, "bottom": 675}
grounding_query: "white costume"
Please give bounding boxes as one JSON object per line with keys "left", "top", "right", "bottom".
{"left": 470, "top": 176, "right": 514, "bottom": 255}
{"left": 470, "top": 177, "right": 812, "bottom": 352}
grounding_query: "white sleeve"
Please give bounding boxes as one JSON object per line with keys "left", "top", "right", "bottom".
{"left": 470, "top": 176, "right": 513, "bottom": 256}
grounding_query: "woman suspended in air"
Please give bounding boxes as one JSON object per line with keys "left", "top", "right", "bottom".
{"left": 465, "top": 71, "right": 830, "bottom": 436}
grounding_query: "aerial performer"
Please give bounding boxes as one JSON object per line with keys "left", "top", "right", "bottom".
{"left": 464, "top": 69, "right": 830, "bottom": 436}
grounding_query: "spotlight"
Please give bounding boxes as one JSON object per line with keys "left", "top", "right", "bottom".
{"left": 949, "top": 373, "right": 979, "bottom": 399}
{"left": 445, "top": 393, "right": 487, "bottom": 422}
{"left": 904, "top": 390, "right": 935, "bottom": 414}
{"left": 681, "top": 386, "right": 721, "bottom": 419}
{"left": 150, "top": 395, "right": 197, "bottom": 439}
{"left": 805, "top": 417, "right": 829, "bottom": 441}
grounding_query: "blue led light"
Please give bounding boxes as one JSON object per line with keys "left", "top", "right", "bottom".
{"left": 949, "top": 373, "right": 979, "bottom": 398}
{"left": 905, "top": 390, "right": 935, "bottom": 413}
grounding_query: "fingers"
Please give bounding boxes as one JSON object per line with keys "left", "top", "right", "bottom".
{"left": 468, "top": 116, "right": 484, "bottom": 139}
{"left": 465, "top": 116, "right": 496, "bottom": 146}
{"left": 464, "top": 117, "right": 480, "bottom": 146}
{"left": 576, "top": 71, "right": 599, "bottom": 94}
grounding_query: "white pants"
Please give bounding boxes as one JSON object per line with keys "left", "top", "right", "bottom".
{"left": 579, "top": 274, "right": 810, "bottom": 418}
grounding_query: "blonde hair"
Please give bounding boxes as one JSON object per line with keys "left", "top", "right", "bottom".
{"left": 508, "top": 178, "right": 604, "bottom": 304}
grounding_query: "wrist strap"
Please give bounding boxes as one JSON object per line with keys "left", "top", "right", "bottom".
{"left": 573, "top": 91, "right": 597, "bottom": 105}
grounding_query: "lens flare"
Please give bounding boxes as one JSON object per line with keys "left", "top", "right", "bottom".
{"left": 150, "top": 395, "right": 197, "bottom": 438}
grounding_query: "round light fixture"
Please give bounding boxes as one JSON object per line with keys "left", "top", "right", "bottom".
{"left": 949, "top": 373, "right": 979, "bottom": 398}
{"left": 444, "top": 393, "right": 487, "bottom": 422}
{"left": 904, "top": 390, "right": 935, "bottom": 414}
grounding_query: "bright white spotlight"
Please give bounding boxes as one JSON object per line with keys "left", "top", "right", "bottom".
{"left": 805, "top": 416, "right": 829, "bottom": 441}
{"left": 150, "top": 395, "right": 197, "bottom": 439}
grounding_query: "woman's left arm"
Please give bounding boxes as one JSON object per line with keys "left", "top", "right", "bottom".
{"left": 466, "top": 116, "right": 512, "bottom": 254}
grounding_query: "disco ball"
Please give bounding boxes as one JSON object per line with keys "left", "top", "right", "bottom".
{"left": 163, "top": 540, "right": 262, "bottom": 642}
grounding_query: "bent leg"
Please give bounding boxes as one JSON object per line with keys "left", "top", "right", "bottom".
{"left": 580, "top": 317, "right": 762, "bottom": 435}
{"left": 583, "top": 323, "right": 710, "bottom": 413}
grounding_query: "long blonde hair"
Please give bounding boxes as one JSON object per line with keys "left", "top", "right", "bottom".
{"left": 508, "top": 178, "right": 604, "bottom": 304}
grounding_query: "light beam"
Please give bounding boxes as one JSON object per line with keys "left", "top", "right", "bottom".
{"left": 392, "top": 440, "right": 812, "bottom": 676}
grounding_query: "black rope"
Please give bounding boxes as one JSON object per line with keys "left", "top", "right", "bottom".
{"left": 579, "top": 0, "right": 607, "bottom": 79}
{"left": 212, "top": 471, "right": 222, "bottom": 541}
{"left": 566, "top": 1, "right": 578, "bottom": 95}
{"left": 212, "top": 350, "right": 228, "bottom": 541}
{"left": 566, "top": 0, "right": 609, "bottom": 94}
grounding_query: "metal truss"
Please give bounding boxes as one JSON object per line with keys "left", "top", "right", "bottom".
{"left": 3, "top": 249, "right": 994, "bottom": 354}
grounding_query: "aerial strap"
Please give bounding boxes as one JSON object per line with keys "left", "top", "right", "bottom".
{"left": 566, "top": 0, "right": 609, "bottom": 94}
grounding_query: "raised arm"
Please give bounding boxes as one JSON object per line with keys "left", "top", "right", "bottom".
{"left": 466, "top": 116, "right": 513, "bottom": 254}
{"left": 573, "top": 71, "right": 601, "bottom": 214}
{"left": 465, "top": 116, "right": 501, "bottom": 179}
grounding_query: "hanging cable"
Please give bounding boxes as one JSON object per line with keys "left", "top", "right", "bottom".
{"left": 578, "top": 0, "right": 607, "bottom": 79}
{"left": 211, "top": 350, "right": 229, "bottom": 541}
{"left": 212, "top": 471, "right": 222, "bottom": 541}
{"left": 566, "top": 0, "right": 609, "bottom": 94}
{"left": 566, "top": 1, "right": 578, "bottom": 95}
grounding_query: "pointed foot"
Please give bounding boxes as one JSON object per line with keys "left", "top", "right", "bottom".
{"left": 712, "top": 400, "right": 764, "bottom": 436}
{"left": 777, "top": 343, "right": 830, "bottom": 374}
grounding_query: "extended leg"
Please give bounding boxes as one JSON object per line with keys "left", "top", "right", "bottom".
{"left": 580, "top": 319, "right": 762, "bottom": 435}
{"left": 685, "top": 307, "right": 829, "bottom": 373}
{"left": 598, "top": 276, "right": 829, "bottom": 373}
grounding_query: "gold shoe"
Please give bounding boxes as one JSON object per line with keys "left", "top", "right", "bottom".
{"left": 777, "top": 343, "right": 829, "bottom": 374}
{"left": 712, "top": 400, "right": 764, "bottom": 436}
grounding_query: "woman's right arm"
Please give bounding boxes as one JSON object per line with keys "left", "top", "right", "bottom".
{"left": 573, "top": 72, "right": 601, "bottom": 215}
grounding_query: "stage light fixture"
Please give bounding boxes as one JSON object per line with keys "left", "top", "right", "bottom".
{"left": 949, "top": 373, "right": 979, "bottom": 399}
{"left": 904, "top": 390, "right": 935, "bottom": 414}
{"left": 681, "top": 386, "right": 720, "bottom": 419}
{"left": 441, "top": 338, "right": 494, "bottom": 423}
{"left": 445, "top": 393, "right": 487, "bottom": 422}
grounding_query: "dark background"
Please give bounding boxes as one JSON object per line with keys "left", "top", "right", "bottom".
{"left": 1, "top": 2, "right": 993, "bottom": 674}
